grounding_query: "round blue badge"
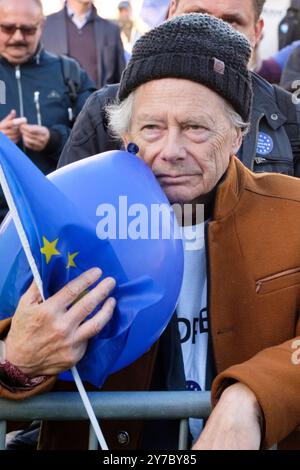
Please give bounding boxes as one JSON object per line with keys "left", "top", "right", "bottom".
{"left": 280, "top": 23, "right": 289, "bottom": 34}
{"left": 256, "top": 132, "right": 274, "bottom": 156}
{"left": 186, "top": 381, "right": 202, "bottom": 392}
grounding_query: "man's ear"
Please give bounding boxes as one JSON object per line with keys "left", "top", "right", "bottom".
{"left": 231, "top": 128, "right": 243, "bottom": 156}
{"left": 253, "top": 18, "right": 264, "bottom": 48}
{"left": 168, "top": 0, "right": 178, "bottom": 18}
{"left": 39, "top": 16, "right": 46, "bottom": 32}
{"left": 123, "top": 134, "right": 129, "bottom": 149}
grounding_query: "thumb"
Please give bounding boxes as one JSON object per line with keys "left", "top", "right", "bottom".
{"left": 3, "top": 110, "right": 17, "bottom": 122}
{"left": 21, "top": 281, "right": 43, "bottom": 306}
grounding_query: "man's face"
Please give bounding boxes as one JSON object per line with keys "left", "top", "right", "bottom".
{"left": 169, "top": 0, "right": 263, "bottom": 48}
{"left": 68, "top": 0, "right": 93, "bottom": 5}
{"left": 0, "top": 0, "right": 44, "bottom": 65}
{"left": 119, "top": 8, "right": 131, "bottom": 21}
{"left": 124, "top": 79, "right": 241, "bottom": 205}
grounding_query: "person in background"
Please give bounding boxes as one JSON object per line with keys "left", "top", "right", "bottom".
{"left": 116, "top": 1, "right": 145, "bottom": 61}
{"left": 0, "top": 0, "right": 96, "bottom": 222}
{"left": 280, "top": 43, "right": 300, "bottom": 92}
{"left": 140, "top": 0, "right": 171, "bottom": 29}
{"left": 256, "top": 40, "right": 300, "bottom": 85}
{"left": 278, "top": 0, "right": 300, "bottom": 50}
{"left": 42, "top": 0, "right": 125, "bottom": 89}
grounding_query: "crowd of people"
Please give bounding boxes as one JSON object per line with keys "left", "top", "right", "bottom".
{"left": 0, "top": 0, "right": 299, "bottom": 452}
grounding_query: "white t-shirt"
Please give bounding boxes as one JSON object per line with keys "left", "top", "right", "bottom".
{"left": 176, "top": 223, "right": 208, "bottom": 442}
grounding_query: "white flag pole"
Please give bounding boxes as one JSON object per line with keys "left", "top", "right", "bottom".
{"left": 0, "top": 165, "right": 45, "bottom": 299}
{"left": 0, "top": 164, "right": 108, "bottom": 450}
{"left": 71, "top": 366, "right": 108, "bottom": 449}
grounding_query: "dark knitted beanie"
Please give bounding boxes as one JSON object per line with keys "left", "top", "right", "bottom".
{"left": 118, "top": 13, "right": 253, "bottom": 122}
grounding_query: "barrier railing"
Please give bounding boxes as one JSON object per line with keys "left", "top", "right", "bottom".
{"left": 0, "top": 391, "right": 211, "bottom": 450}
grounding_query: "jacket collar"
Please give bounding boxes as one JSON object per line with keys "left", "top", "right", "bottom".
{"left": 64, "top": 2, "right": 97, "bottom": 24}
{"left": 28, "top": 43, "right": 44, "bottom": 64}
{"left": 212, "top": 156, "right": 246, "bottom": 221}
{"left": 251, "top": 72, "right": 287, "bottom": 130}
{"left": 0, "top": 43, "right": 44, "bottom": 66}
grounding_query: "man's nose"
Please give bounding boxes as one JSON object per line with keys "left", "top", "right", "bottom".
{"left": 11, "top": 28, "right": 25, "bottom": 41}
{"left": 159, "top": 129, "right": 187, "bottom": 162}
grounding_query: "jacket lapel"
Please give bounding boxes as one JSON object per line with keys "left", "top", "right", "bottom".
{"left": 46, "top": 11, "right": 69, "bottom": 56}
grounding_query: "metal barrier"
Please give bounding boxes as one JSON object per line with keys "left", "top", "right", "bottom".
{"left": 0, "top": 391, "right": 211, "bottom": 450}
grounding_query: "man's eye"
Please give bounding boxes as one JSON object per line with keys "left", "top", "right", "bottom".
{"left": 186, "top": 125, "right": 206, "bottom": 131}
{"left": 142, "top": 125, "right": 159, "bottom": 130}
{"left": 223, "top": 18, "right": 243, "bottom": 28}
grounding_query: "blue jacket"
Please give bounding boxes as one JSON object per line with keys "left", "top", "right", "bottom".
{"left": 0, "top": 46, "right": 96, "bottom": 221}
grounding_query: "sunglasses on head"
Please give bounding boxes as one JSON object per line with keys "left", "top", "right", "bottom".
{"left": 0, "top": 23, "right": 39, "bottom": 36}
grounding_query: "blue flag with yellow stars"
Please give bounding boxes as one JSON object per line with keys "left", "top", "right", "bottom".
{"left": 0, "top": 133, "right": 169, "bottom": 387}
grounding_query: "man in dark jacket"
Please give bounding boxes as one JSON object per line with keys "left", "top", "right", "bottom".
{"left": 280, "top": 43, "right": 300, "bottom": 93}
{"left": 0, "top": 0, "right": 96, "bottom": 222}
{"left": 41, "top": 0, "right": 126, "bottom": 89}
{"left": 58, "top": 0, "right": 300, "bottom": 178}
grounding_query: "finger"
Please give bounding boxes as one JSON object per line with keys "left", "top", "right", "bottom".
{"left": 49, "top": 268, "right": 102, "bottom": 310}
{"left": 76, "top": 297, "right": 116, "bottom": 342}
{"left": 21, "top": 125, "right": 43, "bottom": 136}
{"left": 22, "top": 137, "right": 40, "bottom": 150}
{"left": 23, "top": 139, "right": 37, "bottom": 150}
{"left": 9, "top": 109, "right": 16, "bottom": 118}
{"left": 1, "top": 120, "right": 19, "bottom": 131}
{"left": 3, "top": 110, "right": 16, "bottom": 122}
{"left": 20, "top": 127, "right": 35, "bottom": 138}
{"left": 68, "top": 276, "right": 116, "bottom": 326}
{"left": 22, "top": 133, "right": 43, "bottom": 147}
{"left": 20, "top": 125, "right": 33, "bottom": 136}
{"left": 5, "top": 129, "right": 21, "bottom": 139}
{"left": 19, "top": 280, "right": 43, "bottom": 307}
{"left": 12, "top": 117, "right": 27, "bottom": 127}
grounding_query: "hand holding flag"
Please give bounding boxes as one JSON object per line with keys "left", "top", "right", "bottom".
{"left": 0, "top": 132, "right": 183, "bottom": 386}
{"left": 5, "top": 268, "right": 116, "bottom": 377}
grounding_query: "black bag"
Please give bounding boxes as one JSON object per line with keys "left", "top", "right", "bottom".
{"left": 60, "top": 54, "right": 82, "bottom": 123}
{"left": 279, "top": 0, "right": 300, "bottom": 50}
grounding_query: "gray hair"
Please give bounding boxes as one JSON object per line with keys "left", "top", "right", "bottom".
{"left": 106, "top": 92, "right": 136, "bottom": 141}
{"left": 224, "top": 104, "right": 250, "bottom": 136}
{"left": 106, "top": 90, "right": 249, "bottom": 140}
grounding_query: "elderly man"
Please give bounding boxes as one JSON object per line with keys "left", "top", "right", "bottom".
{"left": 1, "top": 14, "right": 300, "bottom": 451}
{"left": 0, "top": 0, "right": 96, "bottom": 222}
{"left": 58, "top": 0, "right": 300, "bottom": 180}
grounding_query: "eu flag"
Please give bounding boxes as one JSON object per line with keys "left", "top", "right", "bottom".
{"left": 0, "top": 133, "right": 167, "bottom": 386}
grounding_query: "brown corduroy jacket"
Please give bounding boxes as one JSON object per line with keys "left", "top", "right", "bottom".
{"left": 0, "top": 157, "right": 300, "bottom": 450}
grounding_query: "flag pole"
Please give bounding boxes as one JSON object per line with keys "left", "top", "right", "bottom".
{"left": 71, "top": 366, "right": 108, "bottom": 449}
{"left": 0, "top": 164, "right": 108, "bottom": 450}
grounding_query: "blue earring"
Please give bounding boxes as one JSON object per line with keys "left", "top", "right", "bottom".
{"left": 127, "top": 142, "right": 139, "bottom": 155}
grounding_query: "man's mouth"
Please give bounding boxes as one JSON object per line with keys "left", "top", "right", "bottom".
{"left": 8, "top": 43, "right": 27, "bottom": 48}
{"left": 157, "top": 174, "right": 200, "bottom": 184}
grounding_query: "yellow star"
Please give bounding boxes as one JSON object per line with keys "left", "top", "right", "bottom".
{"left": 40, "top": 237, "right": 61, "bottom": 264}
{"left": 66, "top": 252, "right": 79, "bottom": 269}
